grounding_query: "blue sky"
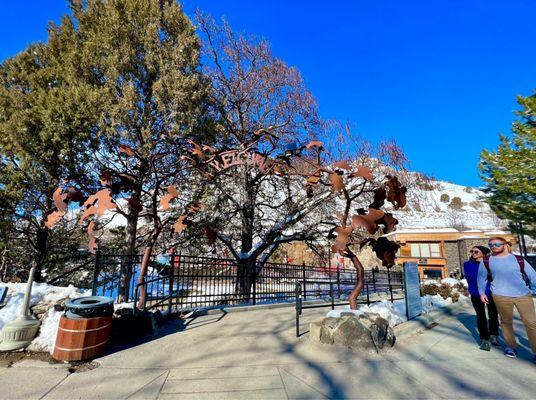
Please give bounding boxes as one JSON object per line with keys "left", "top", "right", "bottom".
{"left": 1, "top": 1, "right": 534, "bottom": 187}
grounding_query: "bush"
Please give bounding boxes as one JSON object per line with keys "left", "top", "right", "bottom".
{"left": 469, "top": 200, "right": 482, "bottom": 209}
{"left": 420, "top": 283, "right": 466, "bottom": 302}
{"left": 440, "top": 194, "right": 450, "bottom": 203}
{"left": 449, "top": 197, "right": 464, "bottom": 210}
{"left": 464, "top": 186, "right": 473, "bottom": 193}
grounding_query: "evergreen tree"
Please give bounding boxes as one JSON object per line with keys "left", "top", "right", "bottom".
{"left": 0, "top": 20, "right": 101, "bottom": 281}
{"left": 63, "top": 0, "right": 210, "bottom": 299}
{"left": 480, "top": 93, "right": 536, "bottom": 237}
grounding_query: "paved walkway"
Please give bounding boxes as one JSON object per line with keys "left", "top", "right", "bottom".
{"left": 2, "top": 299, "right": 536, "bottom": 399}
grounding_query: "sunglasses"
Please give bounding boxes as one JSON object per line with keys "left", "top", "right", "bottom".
{"left": 469, "top": 250, "right": 481, "bottom": 254}
{"left": 489, "top": 243, "right": 504, "bottom": 248}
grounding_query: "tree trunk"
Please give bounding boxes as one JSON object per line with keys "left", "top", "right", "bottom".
{"left": 136, "top": 226, "right": 162, "bottom": 309}
{"left": 235, "top": 168, "right": 255, "bottom": 300}
{"left": 235, "top": 260, "right": 256, "bottom": 302}
{"left": 118, "top": 203, "right": 140, "bottom": 302}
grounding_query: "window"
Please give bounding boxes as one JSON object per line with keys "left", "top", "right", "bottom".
{"left": 410, "top": 243, "right": 442, "bottom": 258}
{"left": 423, "top": 268, "right": 443, "bottom": 279}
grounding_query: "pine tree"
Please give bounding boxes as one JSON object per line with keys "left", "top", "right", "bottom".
{"left": 480, "top": 93, "right": 536, "bottom": 237}
{"left": 62, "top": 0, "right": 211, "bottom": 299}
{"left": 0, "top": 20, "right": 101, "bottom": 281}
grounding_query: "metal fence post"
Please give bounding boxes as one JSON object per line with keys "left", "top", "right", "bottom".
{"left": 387, "top": 267, "right": 394, "bottom": 303}
{"left": 168, "top": 252, "right": 175, "bottom": 314}
{"left": 92, "top": 250, "right": 101, "bottom": 296}
{"left": 295, "top": 282, "right": 302, "bottom": 337}
{"left": 366, "top": 281, "right": 370, "bottom": 305}
{"left": 252, "top": 264, "right": 257, "bottom": 306}
{"left": 336, "top": 263, "right": 341, "bottom": 298}
{"left": 372, "top": 267, "right": 377, "bottom": 292}
{"left": 302, "top": 262, "right": 307, "bottom": 301}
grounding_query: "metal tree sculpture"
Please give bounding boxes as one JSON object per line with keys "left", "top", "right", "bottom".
{"left": 301, "top": 146, "right": 407, "bottom": 309}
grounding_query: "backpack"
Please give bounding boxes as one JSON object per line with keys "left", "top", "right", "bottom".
{"left": 482, "top": 255, "right": 532, "bottom": 288}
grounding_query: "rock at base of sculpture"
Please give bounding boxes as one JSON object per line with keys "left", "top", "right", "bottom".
{"left": 309, "top": 312, "right": 396, "bottom": 352}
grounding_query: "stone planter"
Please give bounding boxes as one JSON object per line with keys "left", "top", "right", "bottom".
{"left": 309, "top": 312, "right": 396, "bottom": 352}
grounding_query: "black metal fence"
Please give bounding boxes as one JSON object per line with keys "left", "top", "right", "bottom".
{"left": 92, "top": 253, "right": 404, "bottom": 313}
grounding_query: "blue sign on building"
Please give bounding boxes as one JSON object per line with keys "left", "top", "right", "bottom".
{"left": 404, "top": 262, "right": 422, "bottom": 320}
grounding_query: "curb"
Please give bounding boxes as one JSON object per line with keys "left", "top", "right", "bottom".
{"left": 394, "top": 298, "right": 471, "bottom": 341}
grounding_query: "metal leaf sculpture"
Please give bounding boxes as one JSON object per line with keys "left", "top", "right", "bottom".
{"left": 302, "top": 154, "right": 407, "bottom": 310}
{"left": 385, "top": 175, "right": 407, "bottom": 209}
{"left": 160, "top": 185, "right": 179, "bottom": 210}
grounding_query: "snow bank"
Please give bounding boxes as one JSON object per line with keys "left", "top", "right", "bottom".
{"left": 326, "top": 294, "right": 461, "bottom": 326}
{"left": 0, "top": 282, "right": 90, "bottom": 353}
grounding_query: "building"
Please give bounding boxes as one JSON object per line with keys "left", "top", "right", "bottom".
{"left": 384, "top": 229, "right": 518, "bottom": 280}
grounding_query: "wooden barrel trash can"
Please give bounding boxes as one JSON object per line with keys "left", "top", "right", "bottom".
{"left": 53, "top": 315, "right": 112, "bottom": 362}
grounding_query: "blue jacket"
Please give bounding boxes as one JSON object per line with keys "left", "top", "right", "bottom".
{"left": 464, "top": 259, "right": 490, "bottom": 297}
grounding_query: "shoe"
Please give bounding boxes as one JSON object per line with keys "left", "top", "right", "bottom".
{"left": 490, "top": 335, "right": 500, "bottom": 346}
{"left": 504, "top": 347, "right": 518, "bottom": 358}
{"left": 480, "top": 340, "right": 491, "bottom": 351}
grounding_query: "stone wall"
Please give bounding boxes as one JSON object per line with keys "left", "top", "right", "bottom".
{"left": 444, "top": 241, "right": 461, "bottom": 274}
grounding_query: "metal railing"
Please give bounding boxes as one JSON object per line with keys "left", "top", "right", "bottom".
{"left": 125, "top": 254, "right": 404, "bottom": 313}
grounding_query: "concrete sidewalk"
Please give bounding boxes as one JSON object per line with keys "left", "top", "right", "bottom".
{"left": 2, "top": 300, "right": 536, "bottom": 399}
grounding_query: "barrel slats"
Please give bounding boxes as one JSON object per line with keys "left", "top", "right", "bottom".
{"left": 53, "top": 316, "right": 112, "bottom": 362}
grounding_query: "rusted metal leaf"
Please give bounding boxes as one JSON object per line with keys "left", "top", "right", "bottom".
{"left": 160, "top": 185, "right": 180, "bottom": 210}
{"left": 88, "top": 221, "right": 98, "bottom": 253}
{"left": 376, "top": 212, "right": 398, "bottom": 234}
{"left": 65, "top": 187, "right": 85, "bottom": 204}
{"left": 369, "top": 187, "right": 387, "bottom": 209}
{"left": 369, "top": 237, "right": 400, "bottom": 267}
{"left": 53, "top": 187, "right": 68, "bottom": 213}
{"left": 350, "top": 166, "right": 374, "bottom": 181}
{"left": 334, "top": 160, "right": 352, "bottom": 171}
{"left": 332, "top": 226, "right": 354, "bottom": 255}
{"left": 128, "top": 196, "right": 143, "bottom": 213}
{"left": 188, "top": 202, "right": 202, "bottom": 213}
{"left": 80, "top": 189, "right": 116, "bottom": 223}
{"left": 306, "top": 140, "right": 323, "bottom": 150}
{"left": 119, "top": 144, "right": 136, "bottom": 157}
{"left": 329, "top": 172, "right": 345, "bottom": 193}
{"left": 173, "top": 215, "right": 190, "bottom": 233}
{"left": 45, "top": 210, "right": 65, "bottom": 228}
{"left": 385, "top": 175, "right": 407, "bottom": 209}
{"left": 351, "top": 208, "right": 385, "bottom": 235}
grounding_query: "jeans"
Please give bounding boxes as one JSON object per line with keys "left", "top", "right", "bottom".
{"left": 493, "top": 294, "right": 536, "bottom": 353}
{"left": 470, "top": 295, "right": 499, "bottom": 340}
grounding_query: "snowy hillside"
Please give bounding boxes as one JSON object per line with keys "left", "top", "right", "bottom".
{"left": 393, "top": 180, "right": 506, "bottom": 231}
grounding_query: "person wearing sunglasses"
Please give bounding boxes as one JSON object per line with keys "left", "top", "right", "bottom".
{"left": 477, "top": 236, "right": 536, "bottom": 362}
{"left": 463, "top": 245, "right": 499, "bottom": 350}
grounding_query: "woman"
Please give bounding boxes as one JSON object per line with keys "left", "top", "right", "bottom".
{"left": 478, "top": 237, "right": 536, "bottom": 361}
{"left": 463, "top": 245, "right": 499, "bottom": 351}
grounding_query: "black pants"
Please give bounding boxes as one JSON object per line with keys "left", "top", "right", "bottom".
{"left": 470, "top": 295, "right": 499, "bottom": 340}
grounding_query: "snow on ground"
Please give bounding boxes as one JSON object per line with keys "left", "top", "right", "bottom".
{"left": 326, "top": 294, "right": 465, "bottom": 326}
{"left": 0, "top": 282, "right": 90, "bottom": 353}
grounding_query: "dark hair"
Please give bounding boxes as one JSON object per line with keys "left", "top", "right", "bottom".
{"left": 473, "top": 245, "right": 491, "bottom": 256}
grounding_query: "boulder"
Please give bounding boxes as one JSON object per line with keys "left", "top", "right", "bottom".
{"left": 309, "top": 312, "right": 396, "bottom": 352}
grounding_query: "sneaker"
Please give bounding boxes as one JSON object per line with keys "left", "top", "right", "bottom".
{"left": 504, "top": 347, "right": 518, "bottom": 358}
{"left": 480, "top": 340, "right": 491, "bottom": 351}
{"left": 490, "top": 335, "right": 500, "bottom": 346}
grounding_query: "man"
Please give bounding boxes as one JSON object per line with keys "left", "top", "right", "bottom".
{"left": 478, "top": 237, "right": 536, "bottom": 362}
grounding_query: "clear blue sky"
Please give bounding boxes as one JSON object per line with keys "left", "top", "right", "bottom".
{"left": 1, "top": 1, "right": 534, "bottom": 187}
